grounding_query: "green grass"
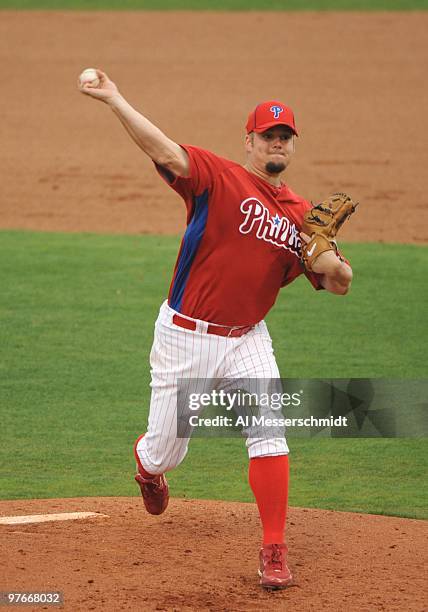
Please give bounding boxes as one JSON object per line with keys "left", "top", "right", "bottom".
{"left": 170, "top": 438, "right": 427, "bottom": 520}
{"left": 1, "top": 0, "right": 427, "bottom": 10}
{"left": 0, "top": 230, "right": 427, "bottom": 518}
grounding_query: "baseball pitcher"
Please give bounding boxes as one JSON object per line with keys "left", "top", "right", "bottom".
{"left": 79, "top": 70, "right": 356, "bottom": 590}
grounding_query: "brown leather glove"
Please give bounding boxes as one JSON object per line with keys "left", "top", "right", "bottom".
{"left": 301, "top": 193, "right": 358, "bottom": 271}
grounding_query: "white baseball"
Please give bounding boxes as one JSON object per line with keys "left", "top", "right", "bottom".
{"left": 79, "top": 68, "right": 100, "bottom": 88}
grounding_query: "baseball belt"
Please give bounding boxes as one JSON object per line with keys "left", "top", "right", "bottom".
{"left": 172, "top": 314, "right": 254, "bottom": 338}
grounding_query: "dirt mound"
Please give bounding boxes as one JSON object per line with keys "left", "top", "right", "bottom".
{"left": 1, "top": 496, "right": 426, "bottom": 611}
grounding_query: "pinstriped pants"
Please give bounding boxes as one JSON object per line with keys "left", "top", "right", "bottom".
{"left": 136, "top": 301, "right": 289, "bottom": 475}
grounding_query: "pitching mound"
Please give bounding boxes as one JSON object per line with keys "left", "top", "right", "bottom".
{"left": 1, "top": 497, "right": 426, "bottom": 611}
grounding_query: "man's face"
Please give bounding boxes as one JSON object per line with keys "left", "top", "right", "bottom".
{"left": 245, "top": 125, "right": 295, "bottom": 175}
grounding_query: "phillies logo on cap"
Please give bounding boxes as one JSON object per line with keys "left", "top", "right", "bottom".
{"left": 270, "top": 105, "right": 284, "bottom": 120}
{"left": 245, "top": 100, "right": 298, "bottom": 135}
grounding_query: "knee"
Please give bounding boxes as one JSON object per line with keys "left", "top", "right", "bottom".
{"left": 148, "top": 456, "right": 185, "bottom": 475}
{"left": 139, "top": 441, "right": 188, "bottom": 475}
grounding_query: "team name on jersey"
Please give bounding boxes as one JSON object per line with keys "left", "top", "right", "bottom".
{"left": 239, "top": 197, "right": 301, "bottom": 255}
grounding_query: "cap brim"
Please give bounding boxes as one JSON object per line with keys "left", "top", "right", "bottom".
{"left": 252, "top": 121, "right": 298, "bottom": 136}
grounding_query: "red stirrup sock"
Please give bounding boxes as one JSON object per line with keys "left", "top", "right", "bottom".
{"left": 249, "top": 455, "right": 289, "bottom": 545}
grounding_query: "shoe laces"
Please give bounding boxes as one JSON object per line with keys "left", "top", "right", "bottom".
{"left": 270, "top": 544, "right": 283, "bottom": 569}
{"left": 136, "top": 473, "right": 162, "bottom": 490}
{"left": 148, "top": 476, "right": 162, "bottom": 490}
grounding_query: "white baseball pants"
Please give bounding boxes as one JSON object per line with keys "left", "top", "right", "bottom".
{"left": 136, "top": 301, "right": 289, "bottom": 475}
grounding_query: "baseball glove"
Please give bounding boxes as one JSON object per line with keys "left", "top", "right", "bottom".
{"left": 301, "top": 192, "right": 358, "bottom": 271}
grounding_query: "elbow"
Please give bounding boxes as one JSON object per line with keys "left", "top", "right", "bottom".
{"left": 337, "top": 284, "right": 350, "bottom": 295}
{"left": 337, "top": 264, "right": 353, "bottom": 294}
{"left": 336, "top": 279, "right": 352, "bottom": 295}
{"left": 325, "top": 277, "right": 351, "bottom": 295}
{"left": 322, "top": 262, "right": 353, "bottom": 294}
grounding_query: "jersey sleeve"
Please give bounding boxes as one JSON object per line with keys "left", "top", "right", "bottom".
{"left": 281, "top": 261, "right": 325, "bottom": 291}
{"left": 154, "top": 145, "right": 234, "bottom": 221}
{"left": 303, "top": 269, "right": 325, "bottom": 291}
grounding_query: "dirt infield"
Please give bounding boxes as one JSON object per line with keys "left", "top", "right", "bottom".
{"left": 1, "top": 497, "right": 427, "bottom": 612}
{"left": 0, "top": 11, "right": 427, "bottom": 242}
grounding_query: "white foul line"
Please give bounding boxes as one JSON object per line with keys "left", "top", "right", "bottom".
{"left": 0, "top": 512, "right": 109, "bottom": 525}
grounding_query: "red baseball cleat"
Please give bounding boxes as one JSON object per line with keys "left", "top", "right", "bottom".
{"left": 134, "top": 472, "right": 169, "bottom": 515}
{"left": 258, "top": 543, "right": 293, "bottom": 590}
{"left": 134, "top": 435, "right": 169, "bottom": 515}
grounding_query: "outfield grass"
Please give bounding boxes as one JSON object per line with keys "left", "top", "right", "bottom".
{"left": 0, "top": 231, "right": 426, "bottom": 518}
{"left": 0, "top": 0, "right": 427, "bottom": 10}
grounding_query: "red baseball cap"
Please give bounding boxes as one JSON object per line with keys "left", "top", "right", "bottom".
{"left": 246, "top": 100, "right": 298, "bottom": 136}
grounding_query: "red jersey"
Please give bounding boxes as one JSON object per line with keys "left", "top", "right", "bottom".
{"left": 156, "top": 145, "right": 324, "bottom": 326}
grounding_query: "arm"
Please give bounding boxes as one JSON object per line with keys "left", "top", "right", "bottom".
{"left": 316, "top": 253, "right": 353, "bottom": 295}
{"left": 301, "top": 232, "right": 352, "bottom": 295}
{"left": 78, "top": 69, "right": 189, "bottom": 177}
